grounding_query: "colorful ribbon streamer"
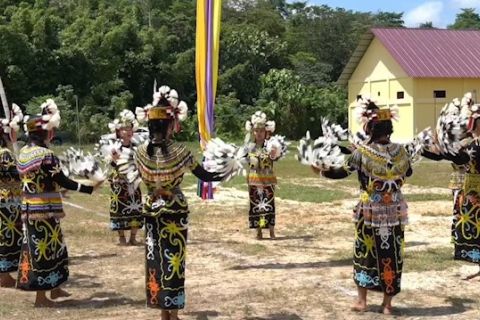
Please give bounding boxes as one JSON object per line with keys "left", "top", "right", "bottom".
{"left": 196, "top": 0, "right": 222, "bottom": 199}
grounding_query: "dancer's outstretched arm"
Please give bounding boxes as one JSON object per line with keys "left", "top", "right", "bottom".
{"left": 190, "top": 162, "right": 223, "bottom": 182}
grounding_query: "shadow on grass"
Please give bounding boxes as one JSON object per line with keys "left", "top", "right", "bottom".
{"left": 65, "top": 274, "right": 103, "bottom": 289}
{"left": 245, "top": 313, "right": 303, "bottom": 320}
{"left": 393, "top": 297, "right": 475, "bottom": 317}
{"left": 271, "top": 235, "right": 314, "bottom": 241}
{"left": 230, "top": 258, "right": 351, "bottom": 270}
{"left": 69, "top": 253, "right": 118, "bottom": 265}
{"left": 55, "top": 291, "right": 144, "bottom": 308}
{"left": 406, "top": 241, "right": 429, "bottom": 248}
{"left": 185, "top": 310, "right": 220, "bottom": 320}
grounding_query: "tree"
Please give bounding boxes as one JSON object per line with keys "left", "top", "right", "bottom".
{"left": 373, "top": 11, "right": 404, "bottom": 27}
{"left": 448, "top": 8, "right": 480, "bottom": 29}
{"left": 419, "top": 21, "right": 434, "bottom": 28}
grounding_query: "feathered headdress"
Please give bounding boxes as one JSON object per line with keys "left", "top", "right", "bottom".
{"left": 355, "top": 96, "right": 399, "bottom": 131}
{"left": 108, "top": 109, "right": 139, "bottom": 133}
{"left": 23, "top": 99, "right": 61, "bottom": 135}
{"left": 245, "top": 111, "right": 275, "bottom": 133}
{"left": 459, "top": 92, "right": 480, "bottom": 132}
{"left": 135, "top": 85, "right": 188, "bottom": 133}
{"left": 0, "top": 103, "right": 23, "bottom": 136}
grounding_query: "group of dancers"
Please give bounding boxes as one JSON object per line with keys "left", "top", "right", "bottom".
{"left": 0, "top": 83, "right": 479, "bottom": 318}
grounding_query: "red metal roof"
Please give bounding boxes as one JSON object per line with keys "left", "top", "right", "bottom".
{"left": 372, "top": 28, "right": 480, "bottom": 78}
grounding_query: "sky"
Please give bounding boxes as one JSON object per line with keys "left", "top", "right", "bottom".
{"left": 308, "top": 0, "right": 480, "bottom": 27}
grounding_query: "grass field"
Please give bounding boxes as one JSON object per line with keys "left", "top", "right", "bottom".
{"left": 1, "top": 143, "right": 479, "bottom": 319}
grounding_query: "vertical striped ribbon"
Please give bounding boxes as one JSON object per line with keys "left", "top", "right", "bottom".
{"left": 196, "top": 0, "right": 222, "bottom": 199}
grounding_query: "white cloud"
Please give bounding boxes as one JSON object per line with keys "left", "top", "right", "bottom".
{"left": 451, "top": 0, "right": 480, "bottom": 8}
{"left": 404, "top": 1, "right": 444, "bottom": 27}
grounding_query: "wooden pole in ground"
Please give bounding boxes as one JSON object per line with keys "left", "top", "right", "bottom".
{"left": 0, "top": 76, "right": 18, "bottom": 153}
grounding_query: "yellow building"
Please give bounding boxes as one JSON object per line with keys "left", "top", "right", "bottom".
{"left": 338, "top": 28, "right": 480, "bottom": 141}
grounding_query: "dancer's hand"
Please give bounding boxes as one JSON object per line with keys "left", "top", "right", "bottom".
{"left": 92, "top": 180, "right": 104, "bottom": 192}
{"left": 153, "top": 188, "right": 173, "bottom": 200}
{"left": 311, "top": 165, "right": 321, "bottom": 175}
{"left": 111, "top": 151, "right": 120, "bottom": 162}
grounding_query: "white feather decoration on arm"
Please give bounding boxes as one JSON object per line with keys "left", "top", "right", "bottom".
{"left": 296, "top": 131, "right": 345, "bottom": 171}
{"left": 62, "top": 147, "right": 106, "bottom": 182}
{"left": 403, "top": 127, "right": 434, "bottom": 164}
{"left": 265, "top": 135, "right": 289, "bottom": 160}
{"left": 116, "top": 146, "right": 142, "bottom": 189}
{"left": 203, "top": 138, "right": 248, "bottom": 182}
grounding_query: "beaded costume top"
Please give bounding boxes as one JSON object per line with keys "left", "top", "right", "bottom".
{"left": 17, "top": 145, "right": 64, "bottom": 218}
{"left": 135, "top": 141, "right": 197, "bottom": 190}
{"left": 0, "top": 148, "right": 21, "bottom": 201}
{"left": 247, "top": 145, "right": 277, "bottom": 186}
{"left": 346, "top": 143, "right": 411, "bottom": 227}
{"left": 349, "top": 143, "right": 410, "bottom": 192}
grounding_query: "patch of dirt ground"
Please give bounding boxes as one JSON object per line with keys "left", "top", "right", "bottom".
{"left": 0, "top": 189, "right": 479, "bottom": 320}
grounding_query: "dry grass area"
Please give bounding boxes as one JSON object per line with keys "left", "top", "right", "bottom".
{"left": 1, "top": 182, "right": 480, "bottom": 320}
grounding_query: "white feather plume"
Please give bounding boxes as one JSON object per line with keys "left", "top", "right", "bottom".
{"left": 296, "top": 131, "right": 345, "bottom": 171}
{"left": 203, "top": 138, "right": 248, "bottom": 182}
{"left": 403, "top": 127, "right": 434, "bottom": 163}
{"left": 61, "top": 147, "right": 106, "bottom": 182}
{"left": 265, "top": 135, "right": 289, "bottom": 160}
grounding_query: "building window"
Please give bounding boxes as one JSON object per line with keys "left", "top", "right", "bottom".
{"left": 397, "top": 91, "right": 404, "bottom": 99}
{"left": 433, "top": 90, "right": 446, "bottom": 98}
{"left": 378, "top": 91, "right": 381, "bottom": 96}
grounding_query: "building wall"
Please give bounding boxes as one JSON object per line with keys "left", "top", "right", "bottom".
{"left": 347, "top": 37, "right": 414, "bottom": 142}
{"left": 413, "top": 78, "right": 480, "bottom": 132}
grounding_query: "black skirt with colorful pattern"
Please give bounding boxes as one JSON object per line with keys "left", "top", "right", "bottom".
{"left": 17, "top": 217, "right": 69, "bottom": 291}
{"left": 109, "top": 171, "right": 143, "bottom": 231}
{"left": 248, "top": 185, "right": 275, "bottom": 229}
{"left": 353, "top": 211, "right": 404, "bottom": 296}
{"left": 144, "top": 192, "right": 189, "bottom": 309}
{"left": 0, "top": 200, "right": 22, "bottom": 273}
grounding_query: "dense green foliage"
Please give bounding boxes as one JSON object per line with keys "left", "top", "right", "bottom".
{"left": 0, "top": 1, "right": 476, "bottom": 141}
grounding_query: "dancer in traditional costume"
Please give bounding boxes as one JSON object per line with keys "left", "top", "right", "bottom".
{"left": 105, "top": 110, "right": 144, "bottom": 245}
{"left": 421, "top": 94, "right": 472, "bottom": 247}
{"left": 0, "top": 104, "right": 23, "bottom": 287}
{"left": 245, "top": 112, "right": 284, "bottom": 239}
{"left": 16, "top": 99, "right": 102, "bottom": 307}
{"left": 431, "top": 99, "right": 480, "bottom": 277}
{"left": 124, "top": 85, "right": 222, "bottom": 320}
{"left": 298, "top": 98, "right": 418, "bottom": 315}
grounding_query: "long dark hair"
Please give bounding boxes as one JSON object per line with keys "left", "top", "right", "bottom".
{"left": 27, "top": 130, "right": 48, "bottom": 147}
{"left": 0, "top": 133, "right": 9, "bottom": 148}
{"left": 147, "top": 119, "right": 172, "bottom": 156}
{"left": 368, "top": 120, "right": 393, "bottom": 143}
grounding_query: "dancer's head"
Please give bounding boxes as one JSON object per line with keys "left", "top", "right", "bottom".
{"left": 245, "top": 111, "right": 275, "bottom": 145}
{"left": 136, "top": 85, "right": 188, "bottom": 156}
{"left": 109, "top": 110, "right": 138, "bottom": 146}
{"left": 24, "top": 99, "right": 60, "bottom": 147}
{"left": 355, "top": 96, "right": 398, "bottom": 144}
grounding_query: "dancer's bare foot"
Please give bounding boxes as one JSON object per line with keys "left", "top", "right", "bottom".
{"left": 50, "top": 287, "right": 71, "bottom": 299}
{"left": 383, "top": 305, "right": 393, "bottom": 315}
{"left": 269, "top": 226, "right": 276, "bottom": 239}
{"left": 35, "top": 291, "right": 55, "bottom": 308}
{"left": 170, "top": 310, "right": 180, "bottom": 320}
{"left": 118, "top": 236, "right": 127, "bottom": 246}
{"left": 0, "top": 273, "right": 16, "bottom": 288}
{"left": 463, "top": 270, "right": 480, "bottom": 280}
{"left": 129, "top": 238, "right": 141, "bottom": 246}
{"left": 351, "top": 301, "right": 367, "bottom": 312}
{"left": 161, "top": 310, "right": 170, "bottom": 320}
{"left": 256, "top": 229, "right": 263, "bottom": 240}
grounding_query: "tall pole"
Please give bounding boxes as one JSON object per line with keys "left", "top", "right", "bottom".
{"left": 0, "top": 76, "right": 18, "bottom": 153}
{"left": 74, "top": 95, "right": 80, "bottom": 147}
{"left": 0, "top": 76, "right": 9, "bottom": 120}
